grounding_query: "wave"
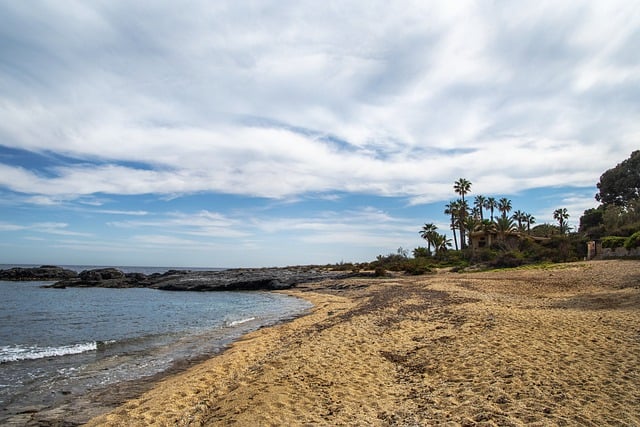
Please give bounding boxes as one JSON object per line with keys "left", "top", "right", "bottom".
{"left": 228, "top": 317, "right": 256, "bottom": 327}
{"left": 0, "top": 342, "right": 99, "bottom": 363}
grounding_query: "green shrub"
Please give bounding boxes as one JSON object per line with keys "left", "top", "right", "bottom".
{"left": 488, "top": 251, "right": 525, "bottom": 268}
{"left": 624, "top": 231, "right": 640, "bottom": 250}
{"left": 403, "top": 258, "right": 433, "bottom": 275}
{"left": 412, "top": 247, "right": 431, "bottom": 258}
{"left": 474, "top": 248, "right": 498, "bottom": 262}
{"left": 601, "top": 236, "right": 627, "bottom": 249}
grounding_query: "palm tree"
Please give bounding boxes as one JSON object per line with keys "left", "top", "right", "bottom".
{"left": 484, "top": 197, "right": 497, "bottom": 222}
{"left": 524, "top": 213, "right": 536, "bottom": 234}
{"left": 475, "top": 219, "right": 497, "bottom": 234}
{"left": 512, "top": 210, "right": 526, "bottom": 232}
{"left": 419, "top": 223, "right": 438, "bottom": 254}
{"left": 431, "top": 233, "right": 452, "bottom": 256}
{"left": 498, "top": 197, "right": 512, "bottom": 220}
{"left": 453, "top": 179, "right": 471, "bottom": 249}
{"left": 454, "top": 178, "right": 472, "bottom": 204}
{"left": 474, "top": 195, "right": 486, "bottom": 221}
{"left": 495, "top": 216, "right": 516, "bottom": 240}
{"left": 444, "top": 201, "right": 459, "bottom": 251}
{"left": 553, "top": 208, "right": 570, "bottom": 235}
{"left": 456, "top": 199, "right": 470, "bottom": 249}
{"left": 464, "top": 216, "right": 481, "bottom": 241}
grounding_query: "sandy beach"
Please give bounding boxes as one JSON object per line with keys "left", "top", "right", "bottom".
{"left": 85, "top": 259, "right": 640, "bottom": 426}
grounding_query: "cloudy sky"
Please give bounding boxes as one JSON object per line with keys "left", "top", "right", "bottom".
{"left": 1, "top": 1, "right": 638, "bottom": 267}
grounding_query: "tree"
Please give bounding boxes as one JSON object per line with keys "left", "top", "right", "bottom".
{"left": 579, "top": 207, "right": 603, "bottom": 232}
{"left": 413, "top": 247, "right": 431, "bottom": 258}
{"left": 463, "top": 216, "right": 481, "bottom": 247}
{"left": 475, "top": 219, "right": 497, "bottom": 234}
{"left": 444, "top": 201, "right": 460, "bottom": 251}
{"left": 553, "top": 208, "right": 570, "bottom": 235}
{"left": 454, "top": 178, "right": 472, "bottom": 204}
{"left": 595, "top": 150, "right": 640, "bottom": 207}
{"left": 457, "top": 199, "right": 470, "bottom": 249}
{"left": 495, "top": 216, "right": 516, "bottom": 240}
{"left": 484, "top": 197, "right": 497, "bottom": 222}
{"left": 512, "top": 210, "right": 526, "bottom": 232}
{"left": 524, "top": 213, "right": 536, "bottom": 234}
{"left": 419, "top": 223, "right": 438, "bottom": 254}
{"left": 474, "top": 195, "right": 486, "bottom": 221}
{"left": 453, "top": 179, "right": 472, "bottom": 248}
{"left": 498, "top": 198, "right": 512, "bottom": 219}
{"left": 431, "top": 233, "right": 452, "bottom": 256}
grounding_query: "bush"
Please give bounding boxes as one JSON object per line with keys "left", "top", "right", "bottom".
{"left": 474, "top": 248, "right": 498, "bottom": 262}
{"left": 412, "top": 247, "right": 431, "bottom": 258}
{"left": 403, "top": 258, "right": 433, "bottom": 275}
{"left": 374, "top": 266, "right": 387, "bottom": 277}
{"left": 601, "top": 236, "right": 627, "bottom": 249}
{"left": 488, "top": 251, "right": 525, "bottom": 268}
{"left": 624, "top": 231, "right": 640, "bottom": 250}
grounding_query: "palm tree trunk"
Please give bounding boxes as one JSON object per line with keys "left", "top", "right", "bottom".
{"left": 451, "top": 225, "right": 458, "bottom": 251}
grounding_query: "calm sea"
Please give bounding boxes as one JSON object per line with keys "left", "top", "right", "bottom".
{"left": 0, "top": 265, "right": 312, "bottom": 423}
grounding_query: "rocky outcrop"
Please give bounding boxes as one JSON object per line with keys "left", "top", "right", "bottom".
{"left": 47, "top": 266, "right": 353, "bottom": 291}
{"left": 48, "top": 268, "right": 153, "bottom": 289}
{"left": 0, "top": 265, "right": 78, "bottom": 281}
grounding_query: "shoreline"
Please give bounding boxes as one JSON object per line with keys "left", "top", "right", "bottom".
{"left": 1, "top": 288, "right": 312, "bottom": 426}
{"left": 83, "top": 289, "right": 352, "bottom": 426}
{"left": 16, "top": 260, "right": 640, "bottom": 425}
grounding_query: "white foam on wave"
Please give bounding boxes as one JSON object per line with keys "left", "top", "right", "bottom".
{"left": 228, "top": 317, "right": 256, "bottom": 327}
{"left": 0, "top": 342, "right": 98, "bottom": 363}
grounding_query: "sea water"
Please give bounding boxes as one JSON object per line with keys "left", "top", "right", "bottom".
{"left": 0, "top": 267, "right": 312, "bottom": 422}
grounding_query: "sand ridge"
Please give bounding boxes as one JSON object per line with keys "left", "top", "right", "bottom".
{"left": 86, "top": 260, "right": 640, "bottom": 426}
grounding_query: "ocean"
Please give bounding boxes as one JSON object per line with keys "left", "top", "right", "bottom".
{"left": 0, "top": 265, "right": 312, "bottom": 423}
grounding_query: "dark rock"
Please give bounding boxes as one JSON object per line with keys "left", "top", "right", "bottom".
{"left": 79, "top": 268, "right": 125, "bottom": 282}
{"left": 49, "top": 268, "right": 152, "bottom": 288}
{"left": 48, "top": 266, "right": 354, "bottom": 291}
{"left": 149, "top": 267, "right": 353, "bottom": 291}
{"left": 0, "top": 266, "right": 78, "bottom": 281}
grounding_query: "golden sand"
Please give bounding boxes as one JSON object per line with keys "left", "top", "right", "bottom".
{"left": 86, "top": 260, "right": 640, "bottom": 426}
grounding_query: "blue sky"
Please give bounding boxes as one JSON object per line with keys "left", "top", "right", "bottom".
{"left": 1, "top": 1, "right": 638, "bottom": 267}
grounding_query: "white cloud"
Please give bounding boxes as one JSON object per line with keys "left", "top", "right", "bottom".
{"left": 0, "top": 221, "right": 91, "bottom": 237}
{"left": 0, "top": 1, "right": 638, "bottom": 204}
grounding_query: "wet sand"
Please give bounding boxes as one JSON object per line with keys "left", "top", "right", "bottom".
{"left": 85, "top": 260, "right": 640, "bottom": 426}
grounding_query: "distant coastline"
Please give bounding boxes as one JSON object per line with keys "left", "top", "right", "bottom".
{"left": 0, "top": 263, "right": 226, "bottom": 274}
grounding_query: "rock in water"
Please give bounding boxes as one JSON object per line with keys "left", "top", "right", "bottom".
{"left": 0, "top": 266, "right": 78, "bottom": 281}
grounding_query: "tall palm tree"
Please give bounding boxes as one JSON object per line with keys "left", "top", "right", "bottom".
{"left": 484, "top": 197, "right": 497, "bottom": 222}
{"left": 444, "top": 201, "right": 459, "bottom": 251}
{"left": 419, "top": 223, "right": 438, "bottom": 254}
{"left": 512, "top": 210, "right": 526, "bottom": 232}
{"left": 524, "top": 213, "right": 536, "bottom": 234}
{"left": 454, "top": 178, "right": 472, "bottom": 204}
{"left": 456, "top": 199, "right": 470, "bottom": 249}
{"left": 453, "top": 179, "right": 471, "bottom": 248}
{"left": 553, "top": 208, "right": 570, "bottom": 235}
{"left": 498, "top": 197, "right": 512, "bottom": 219}
{"left": 470, "top": 206, "right": 480, "bottom": 220}
{"left": 474, "top": 195, "right": 486, "bottom": 221}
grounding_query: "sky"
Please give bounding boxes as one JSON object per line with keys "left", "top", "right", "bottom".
{"left": 0, "top": 1, "right": 639, "bottom": 268}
